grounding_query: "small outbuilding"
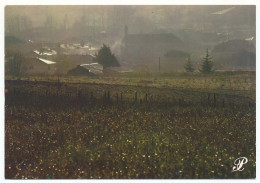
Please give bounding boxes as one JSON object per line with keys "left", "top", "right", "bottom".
{"left": 67, "top": 65, "right": 95, "bottom": 76}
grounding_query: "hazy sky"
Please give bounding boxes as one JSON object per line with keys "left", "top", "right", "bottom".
{"left": 5, "top": 5, "right": 255, "bottom": 34}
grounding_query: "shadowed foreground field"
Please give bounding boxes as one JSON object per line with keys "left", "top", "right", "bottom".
{"left": 5, "top": 79, "right": 255, "bottom": 179}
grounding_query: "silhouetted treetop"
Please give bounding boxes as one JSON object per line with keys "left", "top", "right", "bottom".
{"left": 94, "top": 44, "right": 120, "bottom": 68}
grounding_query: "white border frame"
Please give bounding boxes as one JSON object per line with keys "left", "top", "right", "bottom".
{"left": 1, "top": 1, "right": 258, "bottom": 183}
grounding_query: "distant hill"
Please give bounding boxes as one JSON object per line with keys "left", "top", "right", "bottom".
{"left": 212, "top": 39, "right": 256, "bottom": 70}
{"left": 232, "top": 49, "right": 255, "bottom": 69}
{"left": 212, "top": 39, "right": 255, "bottom": 53}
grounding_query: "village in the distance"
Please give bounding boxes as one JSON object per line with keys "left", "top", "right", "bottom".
{"left": 5, "top": 6, "right": 256, "bottom": 179}
{"left": 5, "top": 6, "right": 255, "bottom": 76}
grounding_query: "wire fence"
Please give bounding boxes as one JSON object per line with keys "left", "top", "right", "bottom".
{"left": 5, "top": 80, "right": 255, "bottom": 109}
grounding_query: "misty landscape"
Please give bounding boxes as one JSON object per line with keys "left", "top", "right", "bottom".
{"left": 5, "top": 5, "right": 255, "bottom": 179}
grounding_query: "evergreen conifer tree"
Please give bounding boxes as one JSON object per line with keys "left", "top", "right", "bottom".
{"left": 94, "top": 44, "right": 120, "bottom": 68}
{"left": 200, "top": 49, "right": 214, "bottom": 73}
{"left": 184, "top": 56, "right": 194, "bottom": 72}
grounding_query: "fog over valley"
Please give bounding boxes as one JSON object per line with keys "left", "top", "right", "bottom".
{"left": 5, "top": 5, "right": 256, "bottom": 73}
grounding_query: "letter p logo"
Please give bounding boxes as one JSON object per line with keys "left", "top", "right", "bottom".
{"left": 233, "top": 157, "right": 248, "bottom": 172}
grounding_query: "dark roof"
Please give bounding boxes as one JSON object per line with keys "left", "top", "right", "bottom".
{"left": 165, "top": 50, "right": 190, "bottom": 58}
{"left": 123, "top": 33, "right": 182, "bottom": 44}
{"left": 67, "top": 65, "right": 95, "bottom": 76}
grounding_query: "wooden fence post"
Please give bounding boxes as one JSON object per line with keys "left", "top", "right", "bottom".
{"left": 108, "top": 91, "right": 110, "bottom": 102}
{"left": 91, "top": 91, "right": 93, "bottom": 100}
{"left": 103, "top": 91, "right": 106, "bottom": 102}
{"left": 214, "top": 93, "right": 216, "bottom": 106}
{"left": 78, "top": 90, "right": 82, "bottom": 98}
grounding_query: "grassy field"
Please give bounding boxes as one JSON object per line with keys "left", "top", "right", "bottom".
{"left": 5, "top": 72, "right": 256, "bottom": 179}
